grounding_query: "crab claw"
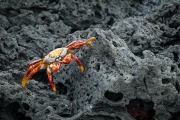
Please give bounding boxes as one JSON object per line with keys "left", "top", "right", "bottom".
{"left": 65, "top": 37, "right": 96, "bottom": 50}
{"left": 85, "top": 37, "right": 96, "bottom": 47}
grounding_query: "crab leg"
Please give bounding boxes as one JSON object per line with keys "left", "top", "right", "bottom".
{"left": 47, "top": 63, "right": 62, "bottom": 91}
{"left": 65, "top": 37, "right": 96, "bottom": 50}
{"left": 47, "top": 67, "right": 57, "bottom": 91}
{"left": 71, "top": 53, "right": 84, "bottom": 72}
{"left": 60, "top": 53, "right": 84, "bottom": 72}
{"left": 28, "top": 59, "right": 43, "bottom": 66}
{"left": 22, "top": 64, "right": 42, "bottom": 88}
{"left": 50, "top": 63, "right": 61, "bottom": 73}
{"left": 22, "top": 59, "right": 43, "bottom": 88}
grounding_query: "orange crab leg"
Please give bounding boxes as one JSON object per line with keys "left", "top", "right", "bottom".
{"left": 28, "top": 59, "right": 43, "bottom": 66}
{"left": 47, "top": 67, "right": 57, "bottom": 91}
{"left": 47, "top": 63, "right": 61, "bottom": 91}
{"left": 22, "top": 65, "right": 42, "bottom": 88}
{"left": 71, "top": 53, "right": 84, "bottom": 72}
{"left": 65, "top": 37, "right": 96, "bottom": 50}
{"left": 60, "top": 53, "right": 84, "bottom": 72}
{"left": 22, "top": 59, "right": 43, "bottom": 88}
{"left": 27, "top": 59, "right": 43, "bottom": 72}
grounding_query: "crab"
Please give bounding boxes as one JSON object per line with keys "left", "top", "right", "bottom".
{"left": 22, "top": 37, "right": 96, "bottom": 91}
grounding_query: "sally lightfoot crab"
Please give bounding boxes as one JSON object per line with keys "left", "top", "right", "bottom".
{"left": 22, "top": 37, "right": 96, "bottom": 91}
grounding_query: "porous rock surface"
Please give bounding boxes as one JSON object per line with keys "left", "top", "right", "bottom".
{"left": 0, "top": 0, "right": 180, "bottom": 120}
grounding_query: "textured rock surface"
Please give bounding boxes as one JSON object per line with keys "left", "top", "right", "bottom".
{"left": 0, "top": 0, "right": 180, "bottom": 120}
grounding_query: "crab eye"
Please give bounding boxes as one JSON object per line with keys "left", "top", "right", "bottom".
{"left": 55, "top": 58, "right": 59, "bottom": 62}
{"left": 59, "top": 56, "right": 62, "bottom": 59}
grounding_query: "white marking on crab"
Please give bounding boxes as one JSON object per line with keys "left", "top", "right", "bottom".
{"left": 40, "top": 64, "right": 45, "bottom": 70}
{"left": 44, "top": 57, "right": 55, "bottom": 63}
{"left": 60, "top": 48, "right": 68, "bottom": 57}
{"left": 47, "top": 67, "right": 51, "bottom": 73}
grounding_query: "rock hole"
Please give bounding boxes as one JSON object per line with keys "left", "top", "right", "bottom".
{"left": 69, "top": 27, "right": 79, "bottom": 34}
{"left": 112, "top": 41, "right": 118, "bottom": 47}
{"left": 94, "top": 11, "right": 102, "bottom": 19}
{"left": 107, "top": 17, "right": 114, "bottom": 26}
{"left": 41, "top": 16, "right": 46, "bottom": 21}
{"left": 94, "top": 84, "right": 98, "bottom": 87}
{"left": 48, "top": 0, "right": 58, "bottom": 4}
{"left": 81, "top": 20, "right": 90, "bottom": 25}
{"left": 0, "top": 48, "right": 3, "bottom": 54}
{"left": 171, "top": 65, "right": 176, "bottom": 72}
{"left": 171, "top": 110, "right": 180, "bottom": 120}
{"left": 127, "top": 98, "right": 155, "bottom": 120}
{"left": 59, "top": 114, "right": 72, "bottom": 118}
{"left": 105, "top": 53, "right": 110, "bottom": 58}
{"left": 95, "top": 4, "right": 102, "bottom": 10}
{"left": 95, "top": 63, "right": 100, "bottom": 72}
{"left": 18, "top": 53, "right": 28, "bottom": 60}
{"left": 22, "top": 103, "right": 29, "bottom": 111}
{"left": 130, "top": 56, "right": 136, "bottom": 62}
{"left": 133, "top": 40, "right": 140, "bottom": 46}
{"left": 6, "top": 102, "right": 32, "bottom": 120}
{"left": 57, "top": 82, "right": 67, "bottom": 95}
{"left": 162, "top": 78, "right": 171, "bottom": 84}
{"left": 59, "top": 15, "right": 64, "bottom": 21}
{"left": 161, "top": 91, "right": 164, "bottom": 95}
{"left": 88, "top": 74, "right": 90, "bottom": 78}
{"left": 120, "top": 73, "right": 123, "bottom": 76}
{"left": 26, "top": 39, "right": 31, "bottom": 43}
{"left": 9, "top": 45, "right": 15, "bottom": 49}
{"left": 44, "top": 109, "right": 50, "bottom": 114}
{"left": 173, "top": 52, "right": 179, "bottom": 62}
{"left": 3, "top": 43, "right": 8, "bottom": 49}
{"left": 88, "top": 96, "right": 93, "bottom": 103}
{"left": 15, "top": 48, "right": 18, "bottom": 52}
{"left": 69, "top": 94, "right": 74, "bottom": 101}
{"left": 38, "top": 100, "right": 45, "bottom": 105}
{"left": 143, "top": 77, "right": 148, "bottom": 90}
{"left": 112, "top": 61, "right": 116, "bottom": 66}
{"left": 104, "top": 91, "right": 123, "bottom": 102}
{"left": 48, "top": 28, "right": 54, "bottom": 34}
{"left": 134, "top": 52, "right": 143, "bottom": 58}
{"left": 91, "top": 60, "right": 94, "bottom": 64}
